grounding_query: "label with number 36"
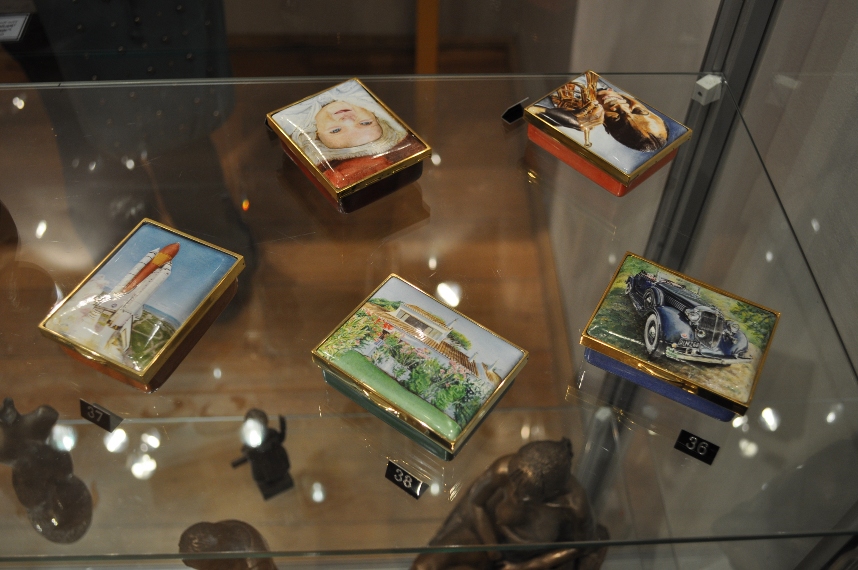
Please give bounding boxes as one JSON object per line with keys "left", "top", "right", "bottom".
{"left": 674, "top": 429, "right": 719, "bottom": 465}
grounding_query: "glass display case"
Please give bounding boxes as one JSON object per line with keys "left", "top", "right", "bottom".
{"left": 0, "top": 74, "right": 855, "bottom": 569}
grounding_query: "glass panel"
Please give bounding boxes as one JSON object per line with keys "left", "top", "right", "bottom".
{"left": 0, "top": 75, "right": 854, "bottom": 566}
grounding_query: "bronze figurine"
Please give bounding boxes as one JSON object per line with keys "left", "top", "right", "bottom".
{"left": 0, "top": 398, "right": 92, "bottom": 543}
{"left": 411, "top": 439, "right": 607, "bottom": 570}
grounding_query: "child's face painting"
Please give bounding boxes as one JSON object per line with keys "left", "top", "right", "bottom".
{"left": 315, "top": 101, "right": 383, "bottom": 149}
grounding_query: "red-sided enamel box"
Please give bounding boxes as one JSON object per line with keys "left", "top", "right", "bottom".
{"left": 525, "top": 71, "right": 692, "bottom": 196}
{"left": 267, "top": 79, "right": 431, "bottom": 213}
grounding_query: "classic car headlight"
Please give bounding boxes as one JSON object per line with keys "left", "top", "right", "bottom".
{"left": 685, "top": 308, "right": 701, "bottom": 323}
{"left": 728, "top": 321, "right": 740, "bottom": 333}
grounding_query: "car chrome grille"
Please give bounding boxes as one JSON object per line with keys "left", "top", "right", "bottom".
{"left": 698, "top": 311, "right": 723, "bottom": 347}
{"left": 667, "top": 297, "right": 686, "bottom": 312}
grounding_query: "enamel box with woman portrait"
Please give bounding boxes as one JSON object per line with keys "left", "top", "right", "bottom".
{"left": 525, "top": 71, "right": 692, "bottom": 196}
{"left": 267, "top": 79, "right": 431, "bottom": 212}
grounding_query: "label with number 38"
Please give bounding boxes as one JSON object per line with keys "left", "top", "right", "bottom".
{"left": 385, "top": 461, "right": 426, "bottom": 499}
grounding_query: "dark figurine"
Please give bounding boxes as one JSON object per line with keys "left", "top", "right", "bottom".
{"left": 179, "top": 519, "right": 278, "bottom": 570}
{"left": 0, "top": 398, "right": 92, "bottom": 543}
{"left": 411, "top": 439, "right": 607, "bottom": 570}
{"left": 231, "top": 409, "right": 293, "bottom": 499}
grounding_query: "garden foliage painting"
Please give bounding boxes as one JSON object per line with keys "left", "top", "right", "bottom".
{"left": 586, "top": 256, "right": 777, "bottom": 404}
{"left": 317, "top": 277, "right": 525, "bottom": 439}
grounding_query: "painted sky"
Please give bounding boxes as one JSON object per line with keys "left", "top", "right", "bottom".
{"left": 530, "top": 75, "right": 687, "bottom": 174}
{"left": 373, "top": 277, "right": 526, "bottom": 378}
{"left": 87, "top": 223, "right": 236, "bottom": 323}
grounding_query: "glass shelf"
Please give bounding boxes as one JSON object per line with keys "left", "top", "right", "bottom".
{"left": 0, "top": 74, "right": 855, "bottom": 568}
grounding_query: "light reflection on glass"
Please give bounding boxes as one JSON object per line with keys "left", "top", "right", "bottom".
{"left": 88, "top": 161, "right": 97, "bottom": 172}
{"left": 826, "top": 403, "right": 843, "bottom": 424}
{"left": 241, "top": 418, "right": 265, "bottom": 448}
{"left": 759, "top": 407, "right": 780, "bottom": 432}
{"left": 48, "top": 424, "right": 77, "bottom": 452}
{"left": 732, "top": 416, "right": 747, "bottom": 428}
{"left": 213, "top": 367, "right": 222, "bottom": 379}
{"left": 811, "top": 218, "right": 820, "bottom": 233}
{"left": 428, "top": 256, "right": 437, "bottom": 270}
{"left": 430, "top": 483, "right": 440, "bottom": 496}
{"left": 104, "top": 428, "right": 128, "bottom": 453}
{"left": 141, "top": 429, "right": 161, "bottom": 449}
{"left": 311, "top": 481, "right": 325, "bottom": 503}
{"left": 130, "top": 453, "right": 157, "bottom": 480}
{"left": 765, "top": 251, "right": 774, "bottom": 262}
{"left": 738, "top": 438, "right": 758, "bottom": 458}
{"left": 608, "top": 253, "right": 617, "bottom": 265}
{"left": 35, "top": 220, "right": 47, "bottom": 239}
{"left": 430, "top": 153, "right": 441, "bottom": 166}
{"left": 520, "top": 423, "right": 530, "bottom": 440}
{"left": 12, "top": 96, "right": 24, "bottom": 110}
{"left": 436, "top": 282, "right": 461, "bottom": 307}
{"left": 125, "top": 158, "right": 135, "bottom": 170}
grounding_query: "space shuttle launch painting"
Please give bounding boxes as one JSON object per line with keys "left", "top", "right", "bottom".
{"left": 42, "top": 220, "right": 243, "bottom": 379}
{"left": 94, "top": 242, "right": 180, "bottom": 352}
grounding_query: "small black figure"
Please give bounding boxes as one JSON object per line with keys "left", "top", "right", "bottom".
{"left": 0, "top": 398, "right": 92, "bottom": 543}
{"left": 231, "top": 409, "right": 293, "bottom": 499}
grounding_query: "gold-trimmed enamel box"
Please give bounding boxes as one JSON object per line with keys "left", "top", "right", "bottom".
{"left": 267, "top": 78, "right": 431, "bottom": 213}
{"left": 312, "top": 275, "right": 529, "bottom": 460}
{"left": 580, "top": 253, "right": 779, "bottom": 420}
{"left": 39, "top": 219, "right": 245, "bottom": 393}
{"left": 524, "top": 71, "right": 692, "bottom": 196}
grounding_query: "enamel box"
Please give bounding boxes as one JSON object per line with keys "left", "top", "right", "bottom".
{"left": 267, "top": 78, "right": 431, "bottom": 213}
{"left": 312, "top": 275, "right": 528, "bottom": 460}
{"left": 580, "top": 253, "right": 779, "bottom": 421}
{"left": 39, "top": 219, "right": 245, "bottom": 392}
{"left": 525, "top": 71, "right": 692, "bottom": 196}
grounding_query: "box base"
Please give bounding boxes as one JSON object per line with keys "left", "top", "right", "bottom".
{"left": 63, "top": 279, "right": 239, "bottom": 393}
{"left": 584, "top": 347, "right": 736, "bottom": 422}
{"left": 280, "top": 141, "right": 424, "bottom": 213}
{"left": 321, "top": 369, "right": 454, "bottom": 461}
{"left": 527, "top": 124, "right": 678, "bottom": 197}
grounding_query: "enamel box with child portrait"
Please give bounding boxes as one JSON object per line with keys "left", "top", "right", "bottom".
{"left": 267, "top": 79, "right": 431, "bottom": 212}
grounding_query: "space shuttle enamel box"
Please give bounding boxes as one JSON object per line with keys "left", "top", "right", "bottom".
{"left": 580, "top": 253, "right": 779, "bottom": 421}
{"left": 524, "top": 71, "right": 692, "bottom": 196}
{"left": 39, "top": 219, "right": 245, "bottom": 393}
{"left": 266, "top": 78, "right": 431, "bottom": 213}
{"left": 312, "top": 275, "right": 528, "bottom": 460}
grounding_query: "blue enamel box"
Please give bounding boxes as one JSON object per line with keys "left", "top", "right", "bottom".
{"left": 580, "top": 253, "right": 779, "bottom": 421}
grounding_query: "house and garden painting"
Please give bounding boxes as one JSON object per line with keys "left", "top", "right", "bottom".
{"left": 315, "top": 276, "right": 527, "bottom": 442}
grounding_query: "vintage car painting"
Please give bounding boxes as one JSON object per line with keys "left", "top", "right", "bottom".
{"left": 625, "top": 271, "right": 751, "bottom": 365}
{"left": 581, "top": 253, "right": 779, "bottom": 417}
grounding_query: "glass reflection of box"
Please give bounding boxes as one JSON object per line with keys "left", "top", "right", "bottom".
{"left": 581, "top": 253, "right": 779, "bottom": 421}
{"left": 312, "top": 275, "right": 528, "bottom": 460}
{"left": 39, "top": 219, "right": 245, "bottom": 393}
{"left": 524, "top": 71, "right": 692, "bottom": 197}
{"left": 267, "top": 79, "right": 431, "bottom": 213}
